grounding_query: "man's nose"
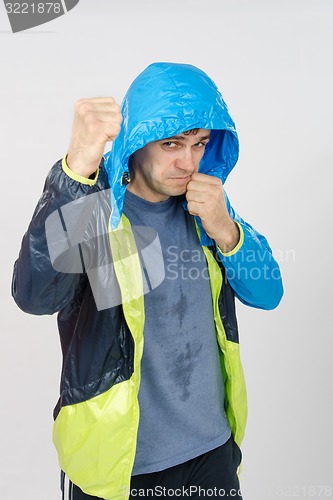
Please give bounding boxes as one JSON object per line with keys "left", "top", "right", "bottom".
{"left": 175, "top": 149, "right": 196, "bottom": 173}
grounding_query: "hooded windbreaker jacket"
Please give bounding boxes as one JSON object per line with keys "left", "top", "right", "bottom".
{"left": 12, "top": 63, "right": 283, "bottom": 500}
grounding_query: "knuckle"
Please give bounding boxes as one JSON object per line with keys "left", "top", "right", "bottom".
{"left": 75, "top": 98, "right": 86, "bottom": 107}
{"left": 75, "top": 97, "right": 89, "bottom": 107}
{"left": 114, "top": 113, "right": 122, "bottom": 126}
{"left": 75, "top": 99, "right": 91, "bottom": 116}
{"left": 114, "top": 123, "right": 121, "bottom": 134}
{"left": 112, "top": 107, "right": 122, "bottom": 122}
{"left": 106, "top": 123, "right": 121, "bottom": 140}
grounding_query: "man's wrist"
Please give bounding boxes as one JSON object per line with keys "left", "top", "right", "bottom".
{"left": 66, "top": 152, "right": 100, "bottom": 179}
{"left": 214, "top": 220, "right": 240, "bottom": 254}
{"left": 62, "top": 155, "right": 99, "bottom": 186}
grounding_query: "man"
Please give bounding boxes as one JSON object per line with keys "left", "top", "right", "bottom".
{"left": 12, "top": 62, "right": 283, "bottom": 500}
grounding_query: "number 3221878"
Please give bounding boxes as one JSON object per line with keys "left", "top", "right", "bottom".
{"left": 5, "top": 3, "right": 62, "bottom": 14}
{"left": 267, "top": 485, "right": 332, "bottom": 497}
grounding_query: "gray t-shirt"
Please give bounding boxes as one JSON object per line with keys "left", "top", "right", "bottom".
{"left": 123, "top": 190, "right": 231, "bottom": 475}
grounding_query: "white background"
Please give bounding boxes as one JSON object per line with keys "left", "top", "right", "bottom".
{"left": 1, "top": 1, "right": 332, "bottom": 499}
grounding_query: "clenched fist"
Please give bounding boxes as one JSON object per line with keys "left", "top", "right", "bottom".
{"left": 67, "top": 97, "right": 122, "bottom": 178}
{"left": 186, "top": 172, "right": 240, "bottom": 253}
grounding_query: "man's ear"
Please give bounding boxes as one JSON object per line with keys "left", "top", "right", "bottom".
{"left": 128, "top": 153, "right": 136, "bottom": 182}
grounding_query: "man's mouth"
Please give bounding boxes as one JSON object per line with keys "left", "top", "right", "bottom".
{"left": 170, "top": 176, "right": 191, "bottom": 182}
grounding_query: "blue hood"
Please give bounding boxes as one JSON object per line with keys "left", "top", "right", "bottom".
{"left": 104, "top": 62, "right": 239, "bottom": 229}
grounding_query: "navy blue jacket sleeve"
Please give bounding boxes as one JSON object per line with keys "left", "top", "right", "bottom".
{"left": 12, "top": 159, "right": 109, "bottom": 315}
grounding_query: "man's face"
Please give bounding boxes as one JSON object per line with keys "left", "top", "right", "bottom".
{"left": 127, "top": 129, "right": 211, "bottom": 202}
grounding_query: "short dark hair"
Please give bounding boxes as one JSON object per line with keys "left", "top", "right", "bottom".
{"left": 183, "top": 128, "right": 199, "bottom": 135}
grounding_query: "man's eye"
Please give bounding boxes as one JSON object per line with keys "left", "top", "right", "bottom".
{"left": 163, "top": 141, "right": 177, "bottom": 148}
{"left": 195, "top": 141, "right": 207, "bottom": 148}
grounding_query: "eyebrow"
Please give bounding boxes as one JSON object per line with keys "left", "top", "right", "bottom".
{"left": 164, "top": 134, "right": 211, "bottom": 142}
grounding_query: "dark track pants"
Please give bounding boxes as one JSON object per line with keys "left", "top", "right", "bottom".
{"left": 61, "top": 435, "right": 243, "bottom": 499}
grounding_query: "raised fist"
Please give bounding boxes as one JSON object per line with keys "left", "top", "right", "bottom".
{"left": 67, "top": 97, "right": 122, "bottom": 178}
